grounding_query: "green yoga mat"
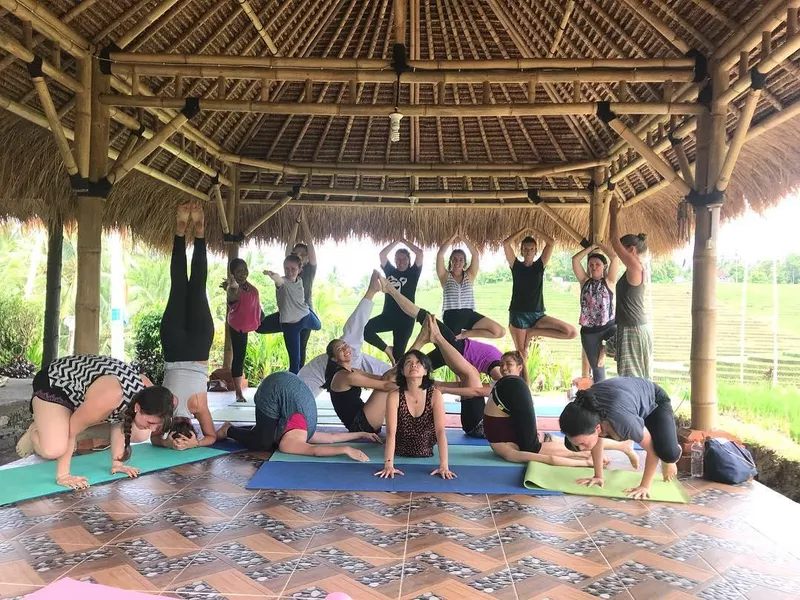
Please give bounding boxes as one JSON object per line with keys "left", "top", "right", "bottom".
{"left": 270, "top": 442, "right": 514, "bottom": 467}
{"left": 523, "top": 462, "right": 690, "bottom": 504}
{"left": 0, "top": 444, "right": 229, "bottom": 507}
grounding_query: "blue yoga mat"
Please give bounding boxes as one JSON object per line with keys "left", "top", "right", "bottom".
{"left": 314, "top": 426, "right": 489, "bottom": 447}
{"left": 247, "top": 461, "right": 561, "bottom": 495}
{"left": 269, "top": 443, "right": 508, "bottom": 466}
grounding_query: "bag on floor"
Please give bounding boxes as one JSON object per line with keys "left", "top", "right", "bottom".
{"left": 703, "top": 437, "right": 757, "bottom": 484}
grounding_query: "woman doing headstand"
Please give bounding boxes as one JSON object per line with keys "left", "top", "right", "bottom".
{"left": 572, "top": 243, "right": 619, "bottom": 383}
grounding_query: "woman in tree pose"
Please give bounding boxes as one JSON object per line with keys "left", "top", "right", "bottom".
{"left": 286, "top": 208, "right": 318, "bottom": 369}
{"left": 216, "top": 371, "right": 380, "bottom": 460}
{"left": 262, "top": 254, "right": 322, "bottom": 374}
{"left": 559, "top": 377, "right": 679, "bottom": 500}
{"left": 16, "top": 355, "right": 175, "bottom": 490}
{"left": 436, "top": 233, "right": 505, "bottom": 340}
{"left": 572, "top": 242, "right": 620, "bottom": 383}
{"left": 298, "top": 272, "right": 391, "bottom": 397}
{"left": 609, "top": 199, "right": 652, "bottom": 378}
{"left": 155, "top": 203, "right": 219, "bottom": 452}
{"left": 364, "top": 238, "right": 424, "bottom": 365}
{"left": 503, "top": 228, "right": 577, "bottom": 359}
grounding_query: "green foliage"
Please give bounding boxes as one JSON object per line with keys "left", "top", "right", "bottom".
{"left": 131, "top": 305, "right": 165, "bottom": 385}
{"left": 0, "top": 292, "right": 42, "bottom": 367}
{"left": 243, "top": 333, "right": 287, "bottom": 383}
{"left": 716, "top": 382, "right": 800, "bottom": 444}
{"left": 525, "top": 340, "right": 573, "bottom": 391}
{"left": 719, "top": 254, "right": 800, "bottom": 284}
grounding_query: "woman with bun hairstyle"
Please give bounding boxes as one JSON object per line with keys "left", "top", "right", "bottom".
{"left": 572, "top": 242, "right": 620, "bottom": 382}
{"left": 609, "top": 200, "right": 652, "bottom": 378}
{"left": 559, "top": 377, "right": 680, "bottom": 500}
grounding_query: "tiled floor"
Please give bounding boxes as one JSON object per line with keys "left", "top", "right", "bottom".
{"left": 0, "top": 451, "right": 798, "bottom": 600}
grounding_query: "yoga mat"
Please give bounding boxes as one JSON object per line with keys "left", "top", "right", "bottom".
{"left": 523, "top": 462, "right": 689, "bottom": 504}
{"left": 315, "top": 426, "right": 489, "bottom": 447}
{"left": 269, "top": 442, "right": 511, "bottom": 467}
{"left": 27, "top": 579, "right": 172, "bottom": 600}
{"left": 247, "top": 461, "right": 560, "bottom": 495}
{"left": 0, "top": 444, "right": 229, "bottom": 506}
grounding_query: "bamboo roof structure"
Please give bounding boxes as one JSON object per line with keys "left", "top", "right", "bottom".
{"left": 1, "top": 0, "right": 800, "bottom": 254}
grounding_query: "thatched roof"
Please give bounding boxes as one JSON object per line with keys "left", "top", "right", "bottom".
{"left": 1, "top": 0, "right": 799, "bottom": 254}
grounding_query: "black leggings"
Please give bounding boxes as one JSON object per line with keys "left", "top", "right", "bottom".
{"left": 160, "top": 236, "right": 214, "bottom": 362}
{"left": 493, "top": 376, "right": 541, "bottom": 453}
{"left": 229, "top": 312, "right": 281, "bottom": 378}
{"left": 364, "top": 312, "right": 415, "bottom": 358}
{"left": 580, "top": 322, "right": 617, "bottom": 383}
{"left": 646, "top": 385, "right": 682, "bottom": 463}
{"left": 226, "top": 409, "right": 279, "bottom": 451}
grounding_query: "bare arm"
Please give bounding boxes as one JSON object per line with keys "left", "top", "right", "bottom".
{"left": 226, "top": 283, "right": 241, "bottom": 304}
{"left": 599, "top": 242, "right": 620, "bottom": 284}
{"left": 287, "top": 215, "right": 300, "bottom": 256}
{"left": 636, "top": 429, "right": 660, "bottom": 489}
{"left": 378, "top": 240, "right": 399, "bottom": 266}
{"left": 402, "top": 237, "right": 425, "bottom": 266}
{"left": 609, "top": 200, "right": 643, "bottom": 282}
{"left": 492, "top": 443, "right": 591, "bottom": 466}
{"left": 332, "top": 369, "right": 397, "bottom": 392}
{"left": 572, "top": 244, "right": 596, "bottom": 285}
{"left": 591, "top": 438, "right": 606, "bottom": 480}
{"left": 264, "top": 270, "right": 284, "bottom": 288}
{"left": 462, "top": 235, "right": 481, "bottom": 278}
{"left": 534, "top": 229, "right": 556, "bottom": 268}
{"left": 503, "top": 228, "right": 525, "bottom": 267}
{"left": 191, "top": 394, "right": 218, "bottom": 447}
{"left": 436, "top": 234, "right": 457, "bottom": 285}
{"left": 381, "top": 391, "right": 400, "bottom": 470}
{"left": 434, "top": 381, "right": 487, "bottom": 397}
{"left": 432, "top": 390, "right": 451, "bottom": 474}
{"left": 300, "top": 213, "right": 317, "bottom": 265}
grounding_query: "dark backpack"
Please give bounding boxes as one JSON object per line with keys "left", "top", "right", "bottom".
{"left": 703, "top": 437, "right": 757, "bottom": 485}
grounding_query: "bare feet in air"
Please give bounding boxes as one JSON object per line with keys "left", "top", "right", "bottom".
{"left": 385, "top": 346, "right": 396, "bottom": 366}
{"left": 622, "top": 440, "right": 640, "bottom": 470}
{"left": 215, "top": 422, "right": 232, "bottom": 441}
{"left": 190, "top": 202, "right": 205, "bottom": 238}
{"left": 176, "top": 203, "right": 191, "bottom": 236}
{"left": 16, "top": 423, "right": 35, "bottom": 458}
{"left": 378, "top": 275, "right": 393, "bottom": 295}
{"left": 365, "top": 270, "right": 382, "bottom": 300}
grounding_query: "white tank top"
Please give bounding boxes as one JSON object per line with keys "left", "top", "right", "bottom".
{"left": 442, "top": 272, "right": 476, "bottom": 312}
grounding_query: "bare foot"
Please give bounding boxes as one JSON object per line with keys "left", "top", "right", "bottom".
{"left": 378, "top": 275, "right": 393, "bottom": 295}
{"left": 176, "top": 203, "right": 191, "bottom": 235}
{"left": 454, "top": 330, "right": 468, "bottom": 341}
{"left": 622, "top": 440, "right": 640, "bottom": 470}
{"left": 368, "top": 270, "right": 381, "bottom": 294}
{"left": 215, "top": 422, "right": 232, "bottom": 441}
{"left": 16, "top": 423, "right": 35, "bottom": 458}
{"left": 385, "top": 346, "right": 396, "bottom": 366}
{"left": 662, "top": 462, "right": 677, "bottom": 482}
{"left": 235, "top": 395, "right": 248, "bottom": 403}
{"left": 190, "top": 203, "right": 205, "bottom": 238}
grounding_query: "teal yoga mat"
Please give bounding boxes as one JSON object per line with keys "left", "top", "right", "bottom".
{"left": 0, "top": 444, "right": 229, "bottom": 506}
{"left": 269, "top": 442, "right": 514, "bottom": 467}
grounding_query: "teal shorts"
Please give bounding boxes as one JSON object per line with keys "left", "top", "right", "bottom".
{"left": 509, "top": 310, "right": 546, "bottom": 329}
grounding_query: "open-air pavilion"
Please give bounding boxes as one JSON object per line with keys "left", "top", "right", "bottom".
{"left": 0, "top": 0, "right": 799, "bottom": 598}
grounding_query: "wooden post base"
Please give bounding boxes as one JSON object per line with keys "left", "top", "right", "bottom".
{"left": 676, "top": 427, "right": 742, "bottom": 474}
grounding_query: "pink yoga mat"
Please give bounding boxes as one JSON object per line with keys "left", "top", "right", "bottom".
{"left": 27, "top": 579, "right": 171, "bottom": 600}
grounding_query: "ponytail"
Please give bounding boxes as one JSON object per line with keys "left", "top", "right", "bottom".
{"left": 116, "top": 386, "right": 174, "bottom": 463}
{"left": 501, "top": 351, "right": 529, "bottom": 385}
{"left": 559, "top": 388, "right": 602, "bottom": 438}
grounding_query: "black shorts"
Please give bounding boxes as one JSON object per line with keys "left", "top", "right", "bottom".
{"left": 443, "top": 309, "right": 485, "bottom": 334}
{"left": 30, "top": 369, "right": 75, "bottom": 413}
{"left": 346, "top": 408, "right": 382, "bottom": 434}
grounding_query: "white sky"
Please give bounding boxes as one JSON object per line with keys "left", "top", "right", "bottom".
{"left": 248, "top": 195, "right": 800, "bottom": 287}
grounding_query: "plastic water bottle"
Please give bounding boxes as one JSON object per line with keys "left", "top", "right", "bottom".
{"left": 690, "top": 442, "right": 704, "bottom": 478}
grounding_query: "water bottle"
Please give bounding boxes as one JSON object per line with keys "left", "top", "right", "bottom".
{"left": 690, "top": 442, "right": 704, "bottom": 478}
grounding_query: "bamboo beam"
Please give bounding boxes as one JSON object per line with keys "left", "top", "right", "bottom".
{"left": 42, "top": 214, "right": 62, "bottom": 368}
{"left": 688, "top": 0, "right": 737, "bottom": 30}
{"left": 0, "top": 30, "right": 83, "bottom": 92}
{"left": 238, "top": 197, "right": 588, "bottom": 210}
{"left": 226, "top": 155, "right": 605, "bottom": 178}
{"left": 606, "top": 114, "right": 693, "bottom": 195}
{"left": 394, "top": 0, "right": 406, "bottom": 44}
{"left": 623, "top": 178, "right": 672, "bottom": 207}
{"left": 237, "top": 0, "right": 279, "bottom": 55}
{"left": 228, "top": 164, "right": 239, "bottom": 233}
{"left": 716, "top": 89, "right": 761, "bottom": 192}
{"left": 107, "top": 62, "right": 696, "bottom": 84}
{"left": 242, "top": 192, "right": 295, "bottom": 237}
{"left": 549, "top": 0, "right": 575, "bottom": 55}
{"left": 30, "top": 76, "right": 79, "bottom": 175}
{"left": 672, "top": 137, "right": 695, "bottom": 189}
{"left": 100, "top": 95, "right": 705, "bottom": 116}
{"left": 212, "top": 182, "right": 229, "bottom": 233}
{"left": 590, "top": 166, "right": 604, "bottom": 243}
{"left": 536, "top": 200, "right": 587, "bottom": 244}
{"left": 74, "top": 56, "right": 90, "bottom": 179}
{"left": 0, "top": 0, "right": 89, "bottom": 57}
{"left": 618, "top": 0, "right": 691, "bottom": 53}
{"left": 116, "top": 0, "right": 181, "bottom": 48}
{"left": 110, "top": 132, "right": 139, "bottom": 173}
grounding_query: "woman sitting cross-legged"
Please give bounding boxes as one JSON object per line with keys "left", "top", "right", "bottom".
{"left": 216, "top": 371, "right": 380, "bottom": 461}
{"left": 559, "top": 377, "right": 680, "bottom": 500}
{"left": 16, "top": 354, "right": 176, "bottom": 490}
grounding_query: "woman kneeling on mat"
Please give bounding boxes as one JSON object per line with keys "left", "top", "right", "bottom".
{"left": 156, "top": 203, "right": 219, "bottom": 452}
{"left": 216, "top": 371, "right": 380, "bottom": 461}
{"left": 17, "top": 355, "right": 175, "bottom": 490}
{"left": 376, "top": 349, "right": 456, "bottom": 480}
{"left": 559, "top": 377, "right": 680, "bottom": 500}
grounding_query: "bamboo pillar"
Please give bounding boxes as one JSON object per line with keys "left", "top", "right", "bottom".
{"left": 223, "top": 165, "right": 240, "bottom": 369}
{"left": 690, "top": 64, "right": 728, "bottom": 431}
{"left": 74, "top": 55, "right": 110, "bottom": 355}
{"left": 42, "top": 214, "right": 63, "bottom": 368}
{"left": 590, "top": 166, "right": 604, "bottom": 243}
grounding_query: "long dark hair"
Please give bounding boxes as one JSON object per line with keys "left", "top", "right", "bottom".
{"left": 501, "top": 350, "right": 529, "bottom": 385}
{"left": 322, "top": 339, "right": 346, "bottom": 391}
{"left": 118, "top": 386, "right": 174, "bottom": 462}
{"left": 396, "top": 350, "right": 434, "bottom": 391}
{"left": 559, "top": 388, "right": 602, "bottom": 438}
{"left": 448, "top": 248, "right": 468, "bottom": 272}
{"left": 229, "top": 257, "right": 247, "bottom": 272}
{"left": 619, "top": 233, "right": 648, "bottom": 255}
{"left": 170, "top": 417, "right": 195, "bottom": 440}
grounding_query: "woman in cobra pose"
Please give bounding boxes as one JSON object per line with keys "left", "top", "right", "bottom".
{"left": 155, "top": 203, "right": 219, "bottom": 451}
{"left": 216, "top": 371, "right": 380, "bottom": 460}
{"left": 16, "top": 355, "right": 175, "bottom": 489}
{"left": 436, "top": 233, "right": 505, "bottom": 340}
{"left": 609, "top": 199, "right": 652, "bottom": 378}
{"left": 572, "top": 242, "right": 619, "bottom": 383}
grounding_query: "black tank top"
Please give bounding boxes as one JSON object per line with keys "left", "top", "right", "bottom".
{"left": 325, "top": 365, "right": 365, "bottom": 428}
{"left": 616, "top": 272, "right": 648, "bottom": 327}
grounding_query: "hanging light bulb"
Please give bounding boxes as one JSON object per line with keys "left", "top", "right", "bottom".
{"left": 389, "top": 110, "right": 403, "bottom": 142}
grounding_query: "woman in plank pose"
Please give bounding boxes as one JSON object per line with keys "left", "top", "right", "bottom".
{"left": 17, "top": 355, "right": 175, "bottom": 490}
{"left": 559, "top": 377, "right": 680, "bottom": 500}
{"left": 572, "top": 242, "right": 619, "bottom": 383}
{"left": 436, "top": 233, "right": 505, "bottom": 340}
{"left": 609, "top": 199, "right": 652, "bottom": 378}
{"left": 364, "top": 238, "right": 424, "bottom": 365}
{"left": 155, "top": 203, "right": 219, "bottom": 452}
{"left": 216, "top": 371, "right": 380, "bottom": 460}
{"left": 503, "top": 228, "right": 577, "bottom": 359}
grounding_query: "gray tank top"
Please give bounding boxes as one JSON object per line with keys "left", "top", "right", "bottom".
{"left": 616, "top": 272, "right": 648, "bottom": 327}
